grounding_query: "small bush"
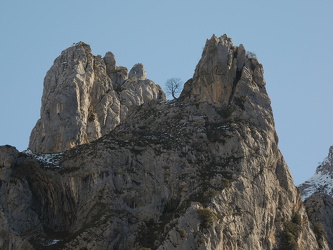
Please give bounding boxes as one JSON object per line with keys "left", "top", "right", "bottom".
{"left": 176, "top": 228, "right": 187, "bottom": 239}
{"left": 279, "top": 231, "right": 298, "bottom": 250}
{"left": 284, "top": 221, "right": 301, "bottom": 239}
{"left": 234, "top": 96, "right": 246, "bottom": 110}
{"left": 279, "top": 214, "right": 302, "bottom": 250}
{"left": 246, "top": 51, "right": 257, "bottom": 59}
{"left": 221, "top": 178, "right": 231, "bottom": 188}
{"left": 292, "top": 213, "right": 302, "bottom": 225}
{"left": 202, "top": 190, "right": 219, "bottom": 204}
{"left": 197, "top": 208, "right": 217, "bottom": 228}
{"left": 196, "top": 238, "right": 205, "bottom": 246}
{"left": 217, "top": 107, "right": 234, "bottom": 119}
{"left": 313, "top": 222, "right": 325, "bottom": 249}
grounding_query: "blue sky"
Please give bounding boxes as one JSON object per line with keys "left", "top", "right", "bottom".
{"left": 1, "top": 1, "right": 332, "bottom": 185}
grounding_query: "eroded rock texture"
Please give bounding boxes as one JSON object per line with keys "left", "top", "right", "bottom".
{"left": 299, "top": 146, "right": 333, "bottom": 249}
{"left": 304, "top": 193, "right": 333, "bottom": 249}
{"left": 1, "top": 35, "right": 327, "bottom": 249}
{"left": 29, "top": 42, "right": 165, "bottom": 154}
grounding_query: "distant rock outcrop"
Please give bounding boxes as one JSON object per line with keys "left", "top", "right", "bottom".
{"left": 298, "top": 146, "right": 333, "bottom": 249}
{"left": 299, "top": 146, "right": 333, "bottom": 200}
{"left": 0, "top": 35, "right": 327, "bottom": 249}
{"left": 29, "top": 42, "right": 165, "bottom": 154}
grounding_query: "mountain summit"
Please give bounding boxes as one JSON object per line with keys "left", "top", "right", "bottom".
{"left": 299, "top": 146, "right": 333, "bottom": 200}
{"left": 29, "top": 42, "right": 165, "bottom": 154}
{"left": 0, "top": 35, "right": 328, "bottom": 249}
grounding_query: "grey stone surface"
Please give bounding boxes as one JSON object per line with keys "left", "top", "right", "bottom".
{"left": 104, "top": 51, "right": 116, "bottom": 76}
{"left": 29, "top": 42, "right": 165, "bottom": 153}
{"left": 129, "top": 63, "right": 146, "bottom": 80}
{"left": 0, "top": 35, "right": 326, "bottom": 249}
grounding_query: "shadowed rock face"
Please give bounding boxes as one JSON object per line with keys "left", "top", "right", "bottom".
{"left": 304, "top": 193, "right": 333, "bottom": 250}
{"left": 0, "top": 35, "right": 326, "bottom": 249}
{"left": 29, "top": 42, "right": 165, "bottom": 154}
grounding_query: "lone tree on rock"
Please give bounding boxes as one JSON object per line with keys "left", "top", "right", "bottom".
{"left": 165, "top": 78, "right": 183, "bottom": 99}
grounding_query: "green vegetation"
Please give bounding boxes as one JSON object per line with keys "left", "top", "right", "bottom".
{"left": 221, "top": 178, "right": 231, "bottom": 188}
{"left": 202, "top": 189, "right": 219, "bottom": 204}
{"left": 197, "top": 208, "right": 217, "bottom": 228}
{"left": 246, "top": 51, "right": 257, "bottom": 59}
{"left": 313, "top": 222, "right": 325, "bottom": 249}
{"left": 176, "top": 228, "right": 187, "bottom": 239}
{"left": 58, "top": 166, "right": 80, "bottom": 175}
{"left": 216, "top": 106, "right": 234, "bottom": 119}
{"left": 196, "top": 237, "right": 205, "bottom": 246}
{"left": 292, "top": 212, "right": 302, "bottom": 225}
{"left": 279, "top": 213, "right": 302, "bottom": 250}
{"left": 234, "top": 96, "right": 246, "bottom": 110}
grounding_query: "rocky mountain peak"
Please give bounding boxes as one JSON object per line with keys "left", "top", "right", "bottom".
{"left": 316, "top": 145, "right": 333, "bottom": 175}
{"left": 29, "top": 42, "right": 165, "bottom": 154}
{"left": 103, "top": 51, "right": 116, "bottom": 74}
{"left": 1, "top": 35, "right": 327, "bottom": 249}
{"left": 129, "top": 63, "right": 146, "bottom": 80}
{"left": 181, "top": 34, "right": 265, "bottom": 108}
{"left": 299, "top": 145, "right": 333, "bottom": 200}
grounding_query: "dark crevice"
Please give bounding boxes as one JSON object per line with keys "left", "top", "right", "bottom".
{"left": 228, "top": 70, "right": 242, "bottom": 107}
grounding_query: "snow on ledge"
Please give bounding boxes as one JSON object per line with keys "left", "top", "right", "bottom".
{"left": 23, "top": 149, "right": 64, "bottom": 168}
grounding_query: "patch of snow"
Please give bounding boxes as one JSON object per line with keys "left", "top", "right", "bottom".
{"left": 45, "top": 239, "right": 60, "bottom": 246}
{"left": 300, "top": 171, "right": 333, "bottom": 201}
{"left": 217, "top": 125, "right": 230, "bottom": 130}
{"left": 299, "top": 146, "right": 333, "bottom": 201}
{"left": 23, "top": 149, "right": 63, "bottom": 168}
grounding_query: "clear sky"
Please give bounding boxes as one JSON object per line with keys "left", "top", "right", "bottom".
{"left": 1, "top": 1, "right": 332, "bottom": 185}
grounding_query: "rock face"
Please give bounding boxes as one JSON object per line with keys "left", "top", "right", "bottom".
{"left": 298, "top": 146, "right": 333, "bottom": 249}
{"left": 181, "top": 35, "right": 265, "bottom": 106}
{"left": 304, "top": 194, "right": 333, "bottom": 250}
{"left": 0, "top": 35, "right": 326, "bottom": 249}
{"left": 0, "top": 146, "right": 41, "bottom": 250}
{"left": 29, "top": 42, "right": 165, "bottom": 154}
{"left": 299, "top": 146, "right": 333, "bottom": 200}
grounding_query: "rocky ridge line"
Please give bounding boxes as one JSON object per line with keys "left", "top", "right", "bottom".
{"left": 299, "top": 145, "right": 333, "bottom": 200}
{"left": 0, "top": 35, "right": 327, "bottom": 249}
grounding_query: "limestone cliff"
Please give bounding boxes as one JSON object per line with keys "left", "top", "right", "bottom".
{"left": 0, "top": 35, "right": 326, "bottom": 249}
{"left": 298, "top": 146, "right": 333, "bottom": 249}
{"left": 29, "top": 42, "right": 165, "bottom": 154}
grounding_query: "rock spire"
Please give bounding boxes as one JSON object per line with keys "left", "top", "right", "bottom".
{"left": 29, "top": 42, "right": 165, "bottom": 153}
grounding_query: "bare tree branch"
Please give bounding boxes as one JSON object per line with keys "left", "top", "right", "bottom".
{"left": 165, "top": 78, "right": 183, "bottom": 99}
